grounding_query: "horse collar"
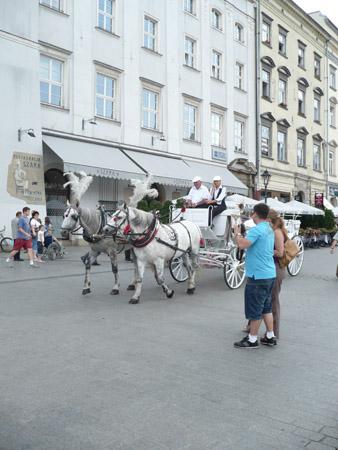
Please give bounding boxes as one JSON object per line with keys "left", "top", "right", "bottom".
{"left": 127, "top": 215, "right": 159, "bottom": 248}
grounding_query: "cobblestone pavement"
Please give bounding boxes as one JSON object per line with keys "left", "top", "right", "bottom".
{"left": 0, "top": 246, "right": 337, "bottom": 450}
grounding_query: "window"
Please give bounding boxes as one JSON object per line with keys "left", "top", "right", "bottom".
{"left": 144, "top": 16, "right": 157, "bottom": 51}
{"left": 234, "top": 119, "right": 245, "bottom": 153}
{"left": 235, "top": 62, "right": 244, "bottom": 89}
{"left": 314, "top": 55, "right": 321, "bottom": 79}
{"left": 278, "top": 78, "right": 287, "bottom": 105}
{"left": 142, "top": 89, "right": 159, "bottom": 130}
{"left": 314, "top": 95, "right": 320, "bottom": 122}
{"left": 97, "top": 0, "right": 115, "bottom": 33}
{"left": 297, "top": 137, "right": 306, "bottom": 167}
{"left": 184, "top": 103, "right": 197, "bottom": 140}
{"left": 330, "top": 101, "right": 336, "bottom": 127}
{"left": 184, "top": 0, "right": 195, "bottom": 15}
{"left": 261, "top": 124, "right": 271, "bottom": 157}
{"left": 278, "top": 28, "right": 287, "bottom": 56}
{"left": 234, "top": 23, "right": 243, "bottom": 43}
{"left": 211, "top": 112, "right": 223, "bottom": 147}
{"left": 211, "top": 50, "right": 222, "bottom": 80}
{"left": 330, "top": 65, "right": 336, "bottom": 89}
{"left": 298, "top": 42, "right": 305, "bottom": 68}
{"left": 277, "top": 130, "right": 287, "bottom": 161}
{"left": 40, "top": 0, "right": 61, "bottom": 10}
{"left": 211, "top": 9, "right": 221, "bottom": 30}
{"left": 96, "top": 73, "right": 116, "bottom": 119}
{"left": 262, "top": 69, "right": 270, "bottom": 99}
{"left": 313, "top": 142, "right": 321, "bottom": 171}
{"left": 329, "top": 149, "right": 334, "bottom": 176}
{"left": 184, "top": 36, "right": 196, "bottom": 68}
{"left": 262, "top": 20, "right": 271, "bottom": 45}
{"left": 298, "top": 88, "right": 305, "bottom": 115}
{"left": 40, "top": 55, "right": 63, "bottom": 106}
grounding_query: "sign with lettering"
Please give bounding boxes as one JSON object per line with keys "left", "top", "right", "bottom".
{"left": 7, "top": 151, "right": 45, "bottom": 204}
{"left": 212, "top": 147, "right": 227, "bottom": 163}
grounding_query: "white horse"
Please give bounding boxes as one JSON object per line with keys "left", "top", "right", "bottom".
{"left": 61, "top": 172, "right": 137, "bottom": 296}
{"left": 105, "top": 205, "right": 201, "bottom": 304}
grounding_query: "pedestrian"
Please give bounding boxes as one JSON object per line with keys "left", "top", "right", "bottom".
{"left": 30, "top": 211, "right": 41, "bottom": 261}
{"left": 6, "top": 206, "right": 38, "bottom": 268}
{"left": 11, "top": 211, "right": 24, "bottom": 261}
{"left": 330, "top": 231, "right": 338, "bottom": 254}
{"left": 234, "top": 203, "right": 276, "bottom": 348}
{"left": 37, "top": 224, "right": 45, "bottom": 263}
{"left": 265, "top": 209, "right": 288, "bottom": 340}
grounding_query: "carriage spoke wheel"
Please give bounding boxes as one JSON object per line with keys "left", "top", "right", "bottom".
{"left": 169, "top": 256, "right": 189, "bottom": 282}
{"left": 224, "top": 257, "right": 246, "bottom": 290}
{"left": 287, "top": 235, "right": 304, "bottom": 277}
{"left": 1, "top": 237, "right": 14, "bottom": 253}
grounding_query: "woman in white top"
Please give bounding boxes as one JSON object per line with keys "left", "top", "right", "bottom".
{"left": 37, "top": 225, "right": 45, "bottom": 262}
{"left": 30, "top": 211, "right": 41, "bottom": 262}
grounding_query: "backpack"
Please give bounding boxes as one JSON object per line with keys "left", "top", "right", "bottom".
{"left": 278, "top": 238, "right": 300, "bottom": 268}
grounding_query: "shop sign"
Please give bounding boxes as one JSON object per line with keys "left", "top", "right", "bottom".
{"left": 7, "top": 151, "right": 45, "bottom": 204}
{"left": 314, "top": 192, "right": 324, "bottom": 208}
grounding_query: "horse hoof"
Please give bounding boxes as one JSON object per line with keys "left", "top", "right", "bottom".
{"left": 166, "top": 290, "right": 174, "bottom": 298}
{"left": 127, "top": 284, "right": 136, "bottom": 291}
{"left": 110, "top": 289, "right": 119, "bottom": 295}
{"left": 82, "top": 288, "right": 91, "bottom": 295}
{"left": 186, "top": 288, "right": 195, "bottom": 295}
{"left": 129, "top": 298, "right": 140, "bottom": 304}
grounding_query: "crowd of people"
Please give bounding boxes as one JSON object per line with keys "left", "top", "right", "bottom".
{"left": 7, "top": 206, "right": 58, "bottom": 268}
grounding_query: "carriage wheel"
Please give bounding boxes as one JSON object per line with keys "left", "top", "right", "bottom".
{"left": 0, "top": 237, "right": 14, "bottom": 253}
{"left": 287, "top": 236, "right": 304, "bottom": 277}
{"left": 169, "top": 256, "right": 188, "bottom": 282}
{"left": 224, "top": 257, "right": 246, "bottom": 289}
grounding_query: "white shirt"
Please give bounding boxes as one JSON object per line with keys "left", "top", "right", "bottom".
{"left": 38, "top": 230, "right": 44, "bottom": 243}
{"left": 209, "top": 185, "right": 226, "bottom": 205}
{"left": 30, "top": 218, "right": 40, "bottom": 235}
{"left": 186, "top": 185, "right": 211, "bottom": 204}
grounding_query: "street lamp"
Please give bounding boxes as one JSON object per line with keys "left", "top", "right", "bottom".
{"left": 18, "top": 128, "right": 36, "bottom": 141}
{"left": 262, "top": 169, "right": 271, "bottom": 204}
{"left": 82, "top": 117, "right": 98, "bottom": 130}
{"left": 151, "top": 133, "right": 166, "bottom": 146}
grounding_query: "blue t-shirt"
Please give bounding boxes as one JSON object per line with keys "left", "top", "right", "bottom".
{"left": 16, "top": 216, "right": 31, "bottom": 240}
{"left": 245, "top": 221, "right": 276, "bottom": 279}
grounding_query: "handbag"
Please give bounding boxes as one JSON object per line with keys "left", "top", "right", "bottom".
{"left": 279, "top": 238, "right": 300, "bottom": 268}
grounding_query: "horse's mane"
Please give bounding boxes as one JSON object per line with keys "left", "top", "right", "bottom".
{"left": 128, "top": 176, "right": 158, "bottom": 207}
{"left": 129, "top": 207, "right": 153, "bottom": 227}
{"left": 63, "top": 171, "right": 93, "bottom": 203}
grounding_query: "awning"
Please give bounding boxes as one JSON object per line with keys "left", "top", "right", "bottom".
{"left": 124, "top": 150, "right": 192, "bottom": 187}
{"left": 43, "top": 136, "right": 146, "bottom": 181}
{"left": 183, "top": 160, "right": 248, "bottom": 194}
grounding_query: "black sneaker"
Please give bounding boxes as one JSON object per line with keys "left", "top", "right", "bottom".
{"left": 260, "top": 335, "right": 277, "bottom": 346}
{"left": 234, "top": 335, "right": 259, "bottom": 349}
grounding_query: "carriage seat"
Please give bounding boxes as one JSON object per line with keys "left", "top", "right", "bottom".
{"left": 212, "top": 209, "right": 240, "bottom": 236}
{"left": 172, "top": 207, "right": 210, "bottom": 227}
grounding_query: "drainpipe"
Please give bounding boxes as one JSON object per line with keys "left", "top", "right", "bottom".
{"left": 254, "top": 0, "right": 261, "bottom": 198}
{"left": 324, "top": 39, "right": 329, "bottom": 200}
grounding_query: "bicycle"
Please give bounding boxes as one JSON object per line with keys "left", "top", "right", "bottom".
{"left": 0, "top": 226, "right": 14, "bottom": 252}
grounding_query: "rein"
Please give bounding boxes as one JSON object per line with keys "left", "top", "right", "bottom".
{"left": 123, "top": 211, "right": 159, "bottom": 248}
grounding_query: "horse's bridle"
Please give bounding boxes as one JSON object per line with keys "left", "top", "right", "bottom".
{"left": 62, "top": 206, "right": 82, "bottom": 235}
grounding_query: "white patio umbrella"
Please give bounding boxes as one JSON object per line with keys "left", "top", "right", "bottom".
{"left": 323, "top": 198, "right": 334, "bottom": 210}
{"left": 332, "top": 206, "right": 338, "bottom": 218}
{"left": 266, "top": 197, "right": 287, "bottom": 213}
{"left": 282, "top": 200, "right": 324, "bottom": 216}
{"left": 226, "top": 194, "right": 258, "bottom": 206}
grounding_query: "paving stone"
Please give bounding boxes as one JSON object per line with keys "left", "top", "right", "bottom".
{"left": 322, "top": 436, "right": 338, "bottom": 448}
{"left": 322, "top": 427, "right": 338, "bottom": 439}
{"left": 305, "top": 442, "right": 336, "bottom": 450}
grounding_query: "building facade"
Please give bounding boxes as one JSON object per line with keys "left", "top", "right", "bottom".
{"left": 0, "top": 0, "right": 256, "bottom": 235}
{"left": 257, "top": 0, "right": 334, "bottom": 205}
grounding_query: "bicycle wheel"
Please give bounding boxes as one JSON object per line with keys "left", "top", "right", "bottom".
{"left": 169, "top": 256, "right": 188, "bottom": 282}
{"left": 1, "top": 237, "right": 14, "bottom": 252}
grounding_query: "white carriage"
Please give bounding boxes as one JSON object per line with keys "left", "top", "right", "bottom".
{"left": 169, "top": 207, "right": 246, "bottom": 289}
{"left": 169, "top": 202, "right": 305, "bottom": 289}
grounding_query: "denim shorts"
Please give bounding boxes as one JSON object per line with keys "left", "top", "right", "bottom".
{"left": 244, "top": 277, "right": 275, "bottom": 321}
{"left": 32, "top": 237, "right": 38, "bottom": 252}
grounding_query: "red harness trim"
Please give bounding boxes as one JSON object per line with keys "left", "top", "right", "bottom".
{"left": 125, "top": 217, "right": 159, "bottom": 248}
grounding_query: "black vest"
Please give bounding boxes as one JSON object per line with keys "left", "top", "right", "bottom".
{"left": 212, "top": 187, "right": 225, "bottom": 206}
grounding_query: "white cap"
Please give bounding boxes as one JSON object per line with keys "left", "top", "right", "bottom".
{"left": 192, "top": 176, "right": 202, "bottom": 183}
{"left": 213, "top": 175, "right": 221, "bottom": 182}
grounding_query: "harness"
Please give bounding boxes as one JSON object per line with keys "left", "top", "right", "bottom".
{"left": 123, "top": 212, "right": 159, "bottom": 248}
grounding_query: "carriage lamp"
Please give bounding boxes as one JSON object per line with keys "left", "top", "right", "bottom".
{"left": 82, "top": 117, "right": 98, "bottom": 130}
{"left": 262, "top": 169, "right": 271, "bottom": 204}
{"left": 18, "top": 128, "right": 36, "bottom": 141}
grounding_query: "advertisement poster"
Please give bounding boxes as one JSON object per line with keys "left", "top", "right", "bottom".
{"left": 7, "top": 151, "right": 45, "bottom": 204}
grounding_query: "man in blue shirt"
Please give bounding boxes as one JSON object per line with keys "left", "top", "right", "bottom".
{"left": 234, "top": 203, "right": 276, "bottom": 348}
{"left": 6, "top": 206, "right": 38, "bottom": 268}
